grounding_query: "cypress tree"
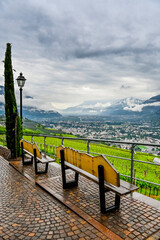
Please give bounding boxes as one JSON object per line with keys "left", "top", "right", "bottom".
{"left": 4, "top": 43, "right": 22, "bottom": 158}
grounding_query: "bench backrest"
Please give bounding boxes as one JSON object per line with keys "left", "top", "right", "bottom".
{"left": 33, "top": 142, "right": 42, "bottom": 159}
{"left": 20, "top": 139, "right": 42, "bottom": 159}
{"left": 56, "top": 145, "right": 120, "bottom": 187}
{"left": 20, "top": 139, "right": 34, "bottom": 155}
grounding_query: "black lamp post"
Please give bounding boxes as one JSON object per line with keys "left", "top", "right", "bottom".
{"left": 16, "top": 72, "right": 26, "bottom": 123}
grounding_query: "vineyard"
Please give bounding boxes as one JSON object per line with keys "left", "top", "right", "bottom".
{"left": 0, "top": 128, "right": 159, "bottom": 201}
{"left": 23, "top": 134, "right": 160, "bottom": 201}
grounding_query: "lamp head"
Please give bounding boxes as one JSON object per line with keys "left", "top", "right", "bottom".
{"left": 16, "top": 72, "right": 26, "bottom": 88}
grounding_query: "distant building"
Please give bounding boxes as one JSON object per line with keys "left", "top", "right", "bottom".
{"left": 153, "top": 157, "right": 160, "bottom": 165}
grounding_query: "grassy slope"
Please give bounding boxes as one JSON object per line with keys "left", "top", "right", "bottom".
{"left": 0, "top": 121, "right": 159, "bottom": 200}
{"left": 23, "top": 133, "right": 160, "bottom": 200}
{"left": 23, "top": 134, "right": 160, "bottom": 184}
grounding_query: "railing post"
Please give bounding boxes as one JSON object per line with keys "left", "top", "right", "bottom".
{"left": 31, "top": 135, "right": 33, "bottom": 143}
{"left": 44, "top": 136, "right": 46, "bottom": 154}
{"left": 130, "top": 144, "right": 135, "bottom": 184}
{"left": 87, "top": 140, "right": 90, "bottom": 154}
{"left": 62, "top": 138, "right": 64, "bottom": 145}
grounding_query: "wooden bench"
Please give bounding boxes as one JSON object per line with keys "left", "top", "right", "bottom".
{"left": 20, "top": 139, "right": 55, "bottom": 174}
{"left": 56, "top": 146, "right": 139, "bottom": 214}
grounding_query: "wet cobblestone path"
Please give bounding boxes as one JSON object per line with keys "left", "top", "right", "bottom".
{"left": 0, "top": 144, "right": 160, "bottom": 240}
{"left": 0, "top": 157, "right": 108, "bottom": 240}
{"left": 8, "top": 160, "right": 160, "bottom": 240}
{"left": 36, "top": 175, "right": 160, "bottom": 240}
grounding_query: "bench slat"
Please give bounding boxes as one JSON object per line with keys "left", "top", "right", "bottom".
{"left": 22, "top": 140, "right": 55, "bottom": 164}
{"left": 120, "top": 180, "right": 139, "bottom": 192}
{"left": 64, "top": 161, "right": 138, "bottom": 196}
{"left": 37, "top": 155, "right": 55, "bottom": 164}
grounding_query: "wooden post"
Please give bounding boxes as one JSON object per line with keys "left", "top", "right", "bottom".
{"left": 144, "top": 170, "right": 147, "bottom": 177}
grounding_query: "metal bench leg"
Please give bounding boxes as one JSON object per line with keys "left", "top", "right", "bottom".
{"left": 60, "top": 149, "right": 79, "bottom": 189}
{"left": 115, "top": 194, "right": 120, "bottom": 208}
{"left": 98, "top": 165, "right": 120, "bottom": 214}
{"left": 98, "top": 165, "right": 106, "bottom": 214}
{"left": 34, "top": 149, "right": 49, "bottom": 174}
{"left": 61, "top": 149, "right": 66, "bottom": 188}
{"left": 45, "top": 163, "right": 49, "bottom": 173}
{"left": 34, "top": 148, "right": 38, "bottom": 174}
{"left": 75, "top": 172, "right": 79, "bottom": 182}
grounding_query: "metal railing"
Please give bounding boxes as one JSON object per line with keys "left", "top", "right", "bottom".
{"left": 0, "top": 133, "right": 6, "bottom": 147}
{"left": 22, "top": 133, "right": 160, "bottom": 188}
{"left": 1, "top": 132, "right": 160, "bottom": 188}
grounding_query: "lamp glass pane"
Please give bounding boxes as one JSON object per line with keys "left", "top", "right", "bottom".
{"left": 17, "top": 79, "right": 21, "bottom": 87}
{"left": 17, "top": 79, "right": 25, "bottom": 87}
{"left": 20, "top": 80, "right": 25, "bottom": 87}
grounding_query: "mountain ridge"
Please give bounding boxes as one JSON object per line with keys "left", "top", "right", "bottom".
{"left": 61, "top": 95, "right": 160, "bottom": 119}
{"left": 0, "top": 85, "right": 160, "bottom": 120}
{"left": 0, "top": 85, "right": 61, "bottom": 121}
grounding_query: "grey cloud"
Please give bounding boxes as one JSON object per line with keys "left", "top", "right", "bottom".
{"left": 25, "top": 96, "right": 33, "bottom": 99}
{"left": 120, "top": 85, "right": 131, "bottom": 89}
{"left": 0, "top": 86, "right": 4, "bottom": 95}
{"left": 1, "top": 0, "right": 160, "bottom": 110}
{"left": 73, "top": 43, "right": 160, "bottom": 59}
{"left": 124, "top": 102, "right": 160, "bottom": 112}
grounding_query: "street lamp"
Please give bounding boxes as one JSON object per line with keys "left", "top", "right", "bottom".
{"left": 16, "top": 72, "right": 26, "bottom": 123}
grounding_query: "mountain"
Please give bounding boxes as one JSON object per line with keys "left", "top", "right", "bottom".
{"left": 141, "top": 95, "right": 160, "bottom": 118}
{"left": 61, "top": 95, "right": 160, "bottom": 120}
{"left": 0, "top": 102, "right": 4, "bottom": 115}
{"left": 61, "top": 98, "right": 143, "bottom": 116}
{"left": 144, "top": 95, "right": 160, "bottom": 104}
{"left": 22, "top": 106, "right": 61, "bottom": 121}
{"left": 0, "top": 85, "right": 4, "bottom": 95}
{"left": 1, "top": 90, "right": 160, "bottom": 120}
{"left": 61, "top": 100, "right": 111, "bottom": 115}
{"left": 0, "top": 85, "right": 61, "bottom": 120}
{"left": 101, "top": 97, "right": 143, "bottom": 116}
{"left": 0, "top": 102, "right": 61, "bottom": 121}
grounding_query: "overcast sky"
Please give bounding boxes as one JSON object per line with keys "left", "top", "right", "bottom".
{"left": 0, "top": 0, "right": 160, "bottom": 111}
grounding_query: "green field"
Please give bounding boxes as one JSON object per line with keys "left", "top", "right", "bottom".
{"left": 0, "top": 122, "right": 160, "bottom": 200}
{"left": 23, "top": 134, "right": 160, "bottom": 199}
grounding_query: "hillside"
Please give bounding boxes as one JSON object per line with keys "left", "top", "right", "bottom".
{"left": 0, "top": 119, "right": 159, "bottom": 200}
{"left": 22, "top": 132, "right": 160, "bottom": 200}
{"left": 0, "top": 118, "right": 76, "bottom": 137}
{"left": 23, "top": 119, "right": 65, "bottom": 135}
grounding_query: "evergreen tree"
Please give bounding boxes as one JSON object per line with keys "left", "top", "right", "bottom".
{"left": 4, "top": 43, "right": 22, "bottom": 158}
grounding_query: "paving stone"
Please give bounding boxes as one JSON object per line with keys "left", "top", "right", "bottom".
{"left": 1, "top": 145, "right": 160, "bottom": 240}
{"left": 0, "top": 155, "right": 106, "bottom": 239}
